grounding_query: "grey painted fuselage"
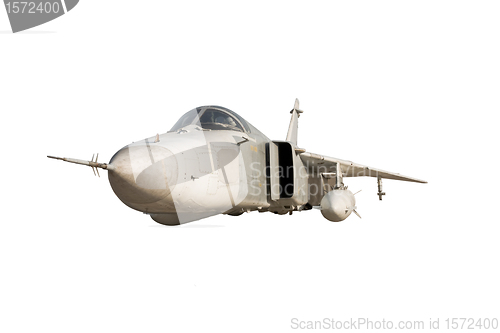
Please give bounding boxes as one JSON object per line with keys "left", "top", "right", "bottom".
{"left": 107, "top": 106, "right": 310, "bottom": 225}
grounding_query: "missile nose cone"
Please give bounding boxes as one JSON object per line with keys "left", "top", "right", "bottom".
{"left": 330, "top": 200, "right": 346, "bottom": 218}
{"left": 321, "top": 197, "right": 345, "bottom": 222}
{"left": 108, "top": 144, "right": 178, "bottom": 210}
{"left": 320, "top": 189, "right": 356, "bottom": 222}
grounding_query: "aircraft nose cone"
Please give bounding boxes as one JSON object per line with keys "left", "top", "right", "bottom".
{"left": 108, "top": 143, "right": 178, "bottom": 210}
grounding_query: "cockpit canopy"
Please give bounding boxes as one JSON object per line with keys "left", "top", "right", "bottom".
{"left": 170, "top": 106, "right": 251, "bottom": 133}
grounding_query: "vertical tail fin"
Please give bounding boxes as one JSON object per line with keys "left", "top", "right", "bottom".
{"left": 286, "top": 98, "right": 303, "bottom": 146}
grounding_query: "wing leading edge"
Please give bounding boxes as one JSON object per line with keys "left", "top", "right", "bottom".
{"left": 300, "top": 152, "right": 427, "bottom": 184}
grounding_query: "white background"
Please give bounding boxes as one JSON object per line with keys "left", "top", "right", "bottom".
{"left": 1, "top": 1, "right": 499, "bottom": 332}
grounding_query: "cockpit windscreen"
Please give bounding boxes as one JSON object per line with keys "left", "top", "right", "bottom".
{"left": 170, "top": 107, "right": 249, "bottom": 133}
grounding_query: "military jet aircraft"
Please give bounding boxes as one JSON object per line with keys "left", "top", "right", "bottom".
{"left": 48, "top": 99, "right": 426, "bottom": 225}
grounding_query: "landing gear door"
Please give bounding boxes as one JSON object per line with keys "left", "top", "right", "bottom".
{"left": 267, "top": 142, "right": 280, "bottom": 201}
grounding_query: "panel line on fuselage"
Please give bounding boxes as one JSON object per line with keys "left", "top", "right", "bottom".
{"left": 220, "top": 166, "right": 236, "bottom": 208}
{"left": 207, "top": 142, "right": 216, "bottom": 173}
{"left": 144, "top": 138, "right": 155, "bottom": 165}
